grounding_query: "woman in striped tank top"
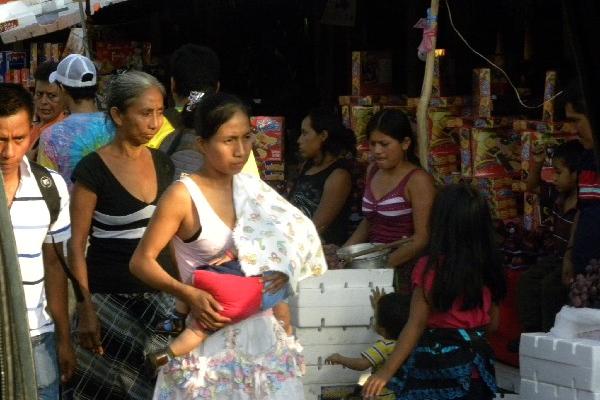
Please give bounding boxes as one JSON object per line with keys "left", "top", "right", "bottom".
{"left": 345, "top": 110, "right": 435, "bottom": 293}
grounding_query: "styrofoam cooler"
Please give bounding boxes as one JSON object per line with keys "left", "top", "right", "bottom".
{"left": 292, "top": 269, "right": 394, "bottom": 398}
{"left": 520, "top": 333, "right": 600, "bottom": 393}
{"left": 520, "top": 379, "right": 600, "bottom": 400}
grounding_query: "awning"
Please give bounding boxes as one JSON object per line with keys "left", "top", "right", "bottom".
{"left": 0, "top": 0, "right": 129, "bottom": 43}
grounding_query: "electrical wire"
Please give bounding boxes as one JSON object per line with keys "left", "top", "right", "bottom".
{"left": 444, "top": 0, "right": 563, "bottom": 109}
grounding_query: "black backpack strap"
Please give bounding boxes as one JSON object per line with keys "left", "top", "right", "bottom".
{"left": 29, "top": 161, "right": 85, "bottom": 303}
{"left": 29, "top": 161, "right": 60, "bottom": 226}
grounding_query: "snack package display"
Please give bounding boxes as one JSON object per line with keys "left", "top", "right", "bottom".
{"left": 251, "top": 116, "right": 285, "bottom": 181}
{"left": 459, "top": 126, "right": 473, "bottom": 177}
{"left": 338, "top": 95, "right": 403, "bottom": 107}
{"left": 348, "top": 105, "right": 378, "bottom": 142}
{"left": 523, "top": 192, "right": 541, "bottom": 231}
{"left": 521, "top": 130, "right": 580, "bottom": 183}
{"left": 542, "top": 70, "right": 557, "bottom": 122}
{"left": 428, "top": 108, "right": 455, "bottom": 148}
{"left": 351, "top": 51, "right": 392, "bottom": 96}
{"left": 429, "top": 145, "right": 460, "bottom": 184}
{"left": 95, "top": 41, "right": 151, "bottom": 74}
{"left": 473, "top": 68, "right": 492, "bottom": 118}
{"left": 513, "top": 119, "right": 578, "bottom": 135}
{"left": 473, "top": 177, "right": 518, "bottom": 221}
{"left": 472, "top": 128, "right": 521, "bottom": 178}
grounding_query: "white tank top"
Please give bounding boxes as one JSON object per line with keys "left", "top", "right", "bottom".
{"left": 172, "top": 176, "right": 235, "bottom": 284}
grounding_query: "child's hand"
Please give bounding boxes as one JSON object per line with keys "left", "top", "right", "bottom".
{"left": 370, "top": 287, "right": 386, "bottom": 310}
{"left": 325, "top": 353, "right": 342, "bottom": 365}
{"left": 208, "top": 249, "right": 237, "bottom": 266}
{"left": 261, "top": 271, "right": 289, "bottom": 294}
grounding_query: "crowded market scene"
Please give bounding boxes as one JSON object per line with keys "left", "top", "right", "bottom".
{"left": 1, "top": 0, "right": 600, "bottom": 399}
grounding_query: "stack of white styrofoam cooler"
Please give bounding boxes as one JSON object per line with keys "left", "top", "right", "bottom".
{"left": 520, "top": 333, "right": 600, "bottom": 399}
{"left": 290, "top": 269, "right": 394, "bottom": 400}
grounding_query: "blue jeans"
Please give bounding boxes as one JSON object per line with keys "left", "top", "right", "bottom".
{"left": 32, "top": 332, "right": 59, "bottom": 400}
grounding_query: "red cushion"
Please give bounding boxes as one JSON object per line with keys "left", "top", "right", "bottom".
{"left": 192, "top": 270, "right": 262, "bottom": 322}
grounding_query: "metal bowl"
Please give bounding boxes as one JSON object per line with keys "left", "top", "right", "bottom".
{"left": 337, "top": 243, "right": 390, "bottom": 269}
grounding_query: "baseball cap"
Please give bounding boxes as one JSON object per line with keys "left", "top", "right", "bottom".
{"left": 49, "top": 54, "right": 97, "bottom": 88}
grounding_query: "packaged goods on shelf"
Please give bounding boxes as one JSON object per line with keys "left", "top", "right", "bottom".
{"left": 473, "top": 68, "right": 492, "bottom": 118}
{"left": 351, "top": 51, "right": 392, "bottom": 96}
{"left": 251, "top": 116, "right": 285, "bottom": 182}
{"left": 542, "top": 70, "right": 557, "bottom": 122}
{"left": 471, "top": 128, "right": 521, "bottom": 178}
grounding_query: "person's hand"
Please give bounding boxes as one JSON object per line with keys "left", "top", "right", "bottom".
{"left": 325, "top": 353, "right": 342, "bottom": 365}
{"left": 261, "top": 271, "right": 289, "bottom": 294}
{"left": 76, "top": 301, "right": 103, "bottom": 355}
{"left": 186, "top": 287, "right": 231, "bottom": 331}
{"left": 362, "top": 369, "right": 393, "bottom": 399}
{"left": 323, "top": 244, "right": 345, "bottom": 269}
{"left": 208, "top": 249, "right": 237, "bottom": 266}
{"left": 370, "top": 287, "right": 386, "bottom": 310}
{"left": 57, "top": 338, "right": 76, "bottom": 383}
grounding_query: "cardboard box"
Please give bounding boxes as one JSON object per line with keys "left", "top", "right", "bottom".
{"left": 513, "top": 119, "right": 578, "bottom": 135}
{"left": 472, "top": 177, "right": 518, "bottom": 220}
{"left": 542, "top": 70, "right": 557, "bottom": 122}
{"left": 428, "top": 108, "right": 455, "bottom": 148}
{"left": 472, "top": 128, "right": 521, "bottom": 178}
{"left": 351, "top": 51, "right": 392, "bottom": 96}
{"left": 348, "top": 105, "right": 378, "bottom": 142}
{"left": 459, "top": 127, "right": 473, "bottom": 177}
{"left": 473, "top": 68, "right": 492, "bottom": 118}
{"left": 251, "top": 116, "right": 285, "bottom": 162}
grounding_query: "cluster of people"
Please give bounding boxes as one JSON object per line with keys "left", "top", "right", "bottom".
{"left": 2, "top": 40, "right": 599, "bottom": 400}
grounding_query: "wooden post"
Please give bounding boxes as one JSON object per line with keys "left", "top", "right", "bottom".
{"left": 416, "top": 0, "right": 439, "bottom": 170}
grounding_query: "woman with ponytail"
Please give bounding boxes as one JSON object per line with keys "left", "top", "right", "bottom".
{"left": 288, "top": 108, "right": 357, "bottom": 245}
{"left": 344, "top": 109, "right": 435, "bottom": 293}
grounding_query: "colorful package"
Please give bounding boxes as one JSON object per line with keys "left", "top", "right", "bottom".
{"left": 542, "top": 70, "right": 557, "bottom": 122}
{"left": 428, "top": 109, "right": 455, "bottom": 148}
{"left": 351, "top": 51, "right": 393, "bottom": 96}
{"left": 251, "top": 116, "right": 286, "bottom": 182}
{"left": 350, "top": 105, "right": 378, "bottom": 142}
{"left": 459, "top": 127, "right": 473, "bottom": 177}
{"left": 473, "top": 68, "right": 492, "bottom": 118}
{"left": 472, "top": 128, "right": 521, "bottom": 178}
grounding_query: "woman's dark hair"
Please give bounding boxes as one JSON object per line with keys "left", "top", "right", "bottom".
{"left": 185, "top": 92, "right": 250, "bottom": 139}
{"left": 366, "top": 109, "right": 418, "bottom": 163}
{"left": 307, "top": 108, "right": 356, "bottom": 158}
{"left": 34, "top": 61, "right": 59, "bottom": 82}
{"left": 553, "top": 140, "right": 584, "bottom": 172}
{"left": 424, "top": 184, "right": 506, "bottom": 312}
{"left": 376, "top": 292, "right": 410, "bottom": 339}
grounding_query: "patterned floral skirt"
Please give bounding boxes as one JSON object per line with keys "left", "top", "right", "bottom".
{"left": 153, "top": 310, "right": 305, "bottom": 400}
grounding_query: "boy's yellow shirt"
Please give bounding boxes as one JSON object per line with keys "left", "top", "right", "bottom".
{"left": 148, "top": 116, "right": 260, "bottom": 177}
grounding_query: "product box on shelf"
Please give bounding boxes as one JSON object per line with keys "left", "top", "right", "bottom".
{"left": 471, "top": 128, "right": 521, "bottom": 178}
{"left": 251, "top": 116, "right": 285, "bottom": 181}
{"left": 521, "top": 130, "right": 580, "bottom": 184}
{"left": 472, "top": 177, "right": 518, "bottom": 220}
{"left": 95, "top": 41, "right": 148, "bottom": 74}
{"left": 473, "top": 68, "right": 492, "bottom": 118}
{"left": 459, "top": 127, "right": 473, "bottom": 177}
{"left": 341, "top": 105, "right": 378, "bottom": 143}
{"left": 542, "top": 70, "right": 557, "bottom": 122}
{"left": 351, "top": 51, "right": 392, "bottom": 96}
{"left": 338, "top": 94, "right": 403, "bottom": 107}
{"left": 513, "top": 119, "right": 578, "bottom": 135}
{"left": 428, "top": 108, "right": 456, "bottom": 148}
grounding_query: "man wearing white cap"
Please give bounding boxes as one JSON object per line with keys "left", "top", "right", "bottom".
{"left": 37, "top": 54, "right": 115, "bottom": 189}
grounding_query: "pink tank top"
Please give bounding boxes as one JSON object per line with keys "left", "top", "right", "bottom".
{"left": 362, "top": 166, "right": 419, "bottom": 244}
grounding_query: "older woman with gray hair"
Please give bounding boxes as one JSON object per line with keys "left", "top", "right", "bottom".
{"left": 64, "top": 71, "right": 175, "bottom": 399}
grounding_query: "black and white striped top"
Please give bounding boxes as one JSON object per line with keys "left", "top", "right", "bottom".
{"left": 10, "top": 157, "right": 71, "bottom": 337}
{"left": 72, "top": 149, "right": 174, "bottom": 293}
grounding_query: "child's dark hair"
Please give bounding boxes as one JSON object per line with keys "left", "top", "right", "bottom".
{"left": 187, "top": 92, "right": 250, "bottom": 140}
{"left": 61, "top": 84, "right": 98, "bottom": 102}
{"left": 553, "top": 140, "right": 584, "bottom": 172}
{"left": 307, "top": 108, "right": 356, "bottom": 158}
{"left": 424, "top": 184, "right": 506, "bottom": 312}
{"left": 376, "top": 293, "right": 410, "bottom": 339}
{"left": 366, "top": 109, "right": 418, "bottom": 163}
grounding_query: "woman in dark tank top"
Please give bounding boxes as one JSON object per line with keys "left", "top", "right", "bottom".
{"left": 288, "top": 108, "right": 357, "bottom": 246}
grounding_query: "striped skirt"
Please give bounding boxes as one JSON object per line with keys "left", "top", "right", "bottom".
{"left": 63, "top": 292, "right": 174, "bottom": 400}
